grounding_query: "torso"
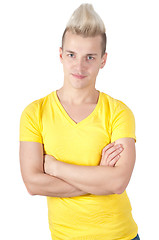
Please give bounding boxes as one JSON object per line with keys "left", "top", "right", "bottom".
{"left": 56, "top": 89, "right": 99, "bottom": 124}
{"left": 20, "top": 90, "right": 138, "bottom": 238}
{"left": 60, "top": 103, "right": 97, "bottom": 124}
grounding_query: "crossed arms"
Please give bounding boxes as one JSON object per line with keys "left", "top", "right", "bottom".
{"left": 19, "top": 138, "right": 136, "bottom": 197}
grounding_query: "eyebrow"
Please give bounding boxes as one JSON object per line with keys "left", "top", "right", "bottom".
{"left": 65, "top": 50, "right": 98, "bottom": 56}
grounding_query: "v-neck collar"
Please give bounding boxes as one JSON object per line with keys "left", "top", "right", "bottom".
{"left": 53, "top": 90, "right": 102, "bottom": 127}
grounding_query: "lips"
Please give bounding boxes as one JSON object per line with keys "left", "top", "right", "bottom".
{"left": 71, "top": 73, "right": 86, "bottom": 79}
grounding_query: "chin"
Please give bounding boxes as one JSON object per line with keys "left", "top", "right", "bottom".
{"left": 73, "top": 80, "right": 90, "bottom": 89}
{"left": 71, "top": 84, "right": 86, "bottom": 90}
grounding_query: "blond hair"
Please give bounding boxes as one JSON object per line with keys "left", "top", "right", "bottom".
{"left": 62, "top": 4, "right": 107, "bottom": 56}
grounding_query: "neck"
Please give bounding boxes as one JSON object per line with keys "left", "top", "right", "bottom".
{"left": 56, "top": 86, "right": 99, "bottom": 105}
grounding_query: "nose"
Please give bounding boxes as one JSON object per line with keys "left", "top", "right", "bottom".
{"left": 74, "top": 57, "right": 86, "bottom": 73}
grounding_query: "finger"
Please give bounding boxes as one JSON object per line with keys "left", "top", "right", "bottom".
{"left": 108, "top": 155, "right": 120, "bottom": 167}
{"left": 101, "top": 143, "right": 124, "bottom": 166}
{"left": 102, "top": 142, "right": 122, "bottom": 154}
{"left": 101, "top": 152, "right": 121, "bottom": 167}
{"left": 102, "top": 142, "right": 115, "bottom": 153}
{"left": 102, "top": 143, "right": 123, "bottom": 158}
{"left": 107, "top": 147, "right": 124, "bottom": 164}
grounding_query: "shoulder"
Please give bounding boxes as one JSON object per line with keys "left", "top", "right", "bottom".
{"left": 19, "top": 92, "right": 54, "bottom": 143}
{"left": 21, "top": 91, "right": 54, "bottom": 115}
{"left": 101, "top": 92, "right": 133, "bottom": 114}
{"left": 101, "top": 93, "right": 136, "bottom": 141}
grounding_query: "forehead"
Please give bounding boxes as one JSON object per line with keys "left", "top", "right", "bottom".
{"left": 63, "top": 31, "right": 102, "bottom": 54}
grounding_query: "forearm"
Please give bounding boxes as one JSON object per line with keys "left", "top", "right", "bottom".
{"left": 54, "top": 161, "right": 122, "bottom": 195}
{"left": 44, "top": 142, "right": 127, "bottom": 196}
{"left": 25, "top": 172, "right": 88, "bottom": 198}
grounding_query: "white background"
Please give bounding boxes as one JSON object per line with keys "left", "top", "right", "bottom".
{"left": 0, "top": 0, "right": 159, "bottom": 239}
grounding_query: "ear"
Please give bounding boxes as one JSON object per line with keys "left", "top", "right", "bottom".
{"left": 59, "top": 47, "right": 63, "bottom": 63}
{"left": 100, "top": 52, "right": 107, "bottom": 69}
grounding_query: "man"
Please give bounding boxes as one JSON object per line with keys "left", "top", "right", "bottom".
{"left": 19, "top": 4, "right": 140, "bottom": 240}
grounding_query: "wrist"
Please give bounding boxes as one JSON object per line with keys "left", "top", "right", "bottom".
{"left": 53, "top": 159, "right": 59, "bottom": 177}
{"left": 44, "top": 155, "right": 58, "bottom": 177}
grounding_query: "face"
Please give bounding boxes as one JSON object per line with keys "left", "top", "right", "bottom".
{"left": 60, "top": 31, "right": 107, "bottom": 90}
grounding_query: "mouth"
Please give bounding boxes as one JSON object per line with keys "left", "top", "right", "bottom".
{"left": 71, "top": 73, "right": 87, "bottom": 79}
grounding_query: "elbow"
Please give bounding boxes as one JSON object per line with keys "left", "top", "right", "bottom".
{"left": 114, "top": 179, "right": 128, "bottom": 195}
{"left": 27, "top": 185, "right": 36, "bottom": 196}
{"left": 24, "top": 181, "right": 36, "bottom": 196}
{"left": 21, "top": 172, "right": 43, "bottom": 196}
{"left": 114, "top": 185, "right": 125, "bottom": 195}
{"left": 90, "top": 182, "right": 126, "bottom": 196}
{"left": 22, "top": 177, "right": 38, "bottom": 196}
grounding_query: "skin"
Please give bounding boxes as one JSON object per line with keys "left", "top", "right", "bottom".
{"left": 44, "top": 138, "right": 135, "bottom": 195}
{"left": 20, "top": 141, "right": 123, "bottom": 197}
{"left": 20, "top": 31, "right": 136, "bottom": 197}
{"left": 57, "top": 31, "right": 107, "bottom": 105}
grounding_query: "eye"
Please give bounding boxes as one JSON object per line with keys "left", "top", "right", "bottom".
{"left": 68, "top": 53, "right": 75, "bottom": 58}
{"left": 87, "top": 56, "right": 94, "bottom": 60}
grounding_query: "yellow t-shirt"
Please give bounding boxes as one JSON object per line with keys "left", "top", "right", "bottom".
{"left": 20, "top": 90, "right": 138, "bottom": 240}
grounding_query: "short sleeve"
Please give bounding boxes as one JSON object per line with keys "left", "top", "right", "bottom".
{"left": 19, "top": 101, "right": 43, "bottom": 143}
{"left": 111, "top": 100, "right": 136, "bottom": 143}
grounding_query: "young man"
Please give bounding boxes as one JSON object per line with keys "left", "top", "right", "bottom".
{"left": 19, "top": 4, "right": 140, "bottom": 240}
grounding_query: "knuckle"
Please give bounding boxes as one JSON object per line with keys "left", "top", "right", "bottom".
{"left": 110, "top": 161, "right": 115, "bottom": 167}
{"left": 115, "top": 155, "right": 120, "bottom": 160}
{"left": 107, "top": 155, "right": 111, "bottom": 162}
{"left": 102, "top": 149, "right": 106, "bottom": 155}
{"left": 106, "top": 148, "right": 112, "bottom": 155}
{"left": 110, "top": 151, "right": 116, "bottom": 158}
{"left": 103, "top": 142, "right": 114, "bottom": 150}
{"left": 115, "top": 144, "right": 120, "bottom": 149}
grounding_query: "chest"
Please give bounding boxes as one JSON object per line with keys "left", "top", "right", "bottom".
{"left": 41, "top": 99, "right": 111, "bottom": 166}
{"left": 61, "top": 103, "right": 97, "bottom": 123}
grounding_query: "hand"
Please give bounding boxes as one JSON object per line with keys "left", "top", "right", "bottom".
{"left": 44, "top": 154, "right": 58, "bottom": 176}
{"left": 100, "top": 142, "right": 124, "bottom": 167}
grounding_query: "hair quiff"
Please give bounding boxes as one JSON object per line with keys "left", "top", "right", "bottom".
{"left": 62, "top": 4, "right": 107, "bottom": 56}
